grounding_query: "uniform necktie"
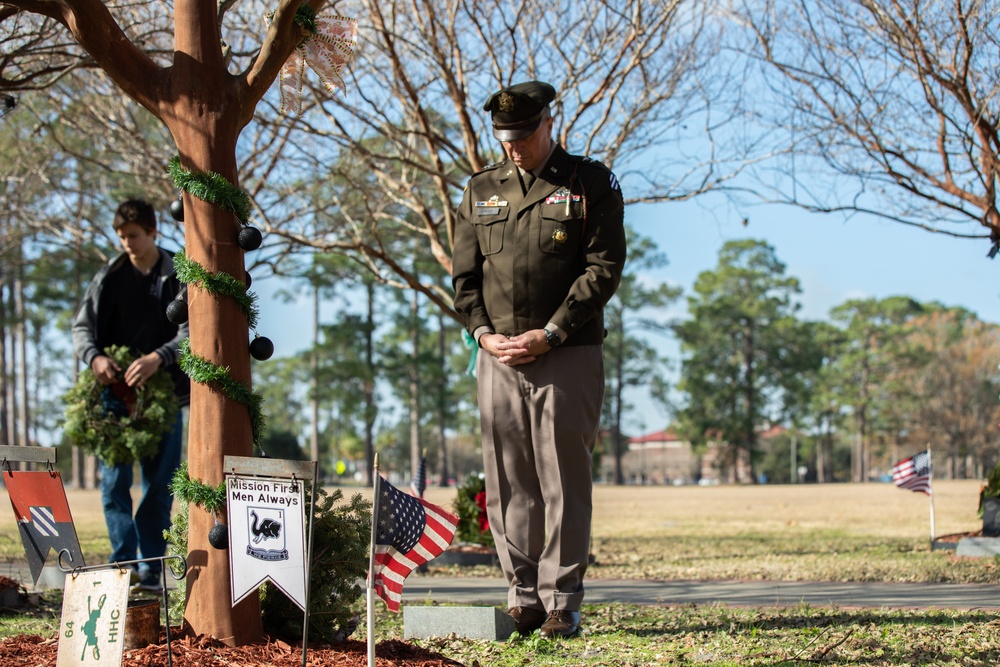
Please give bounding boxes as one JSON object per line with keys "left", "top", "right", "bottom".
{"left": 523, "top": 171, "right": 535, "bottom": 193}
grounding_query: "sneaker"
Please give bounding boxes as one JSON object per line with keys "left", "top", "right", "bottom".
{"left": 131, "top": 573, "right": 164, "bottom": 593}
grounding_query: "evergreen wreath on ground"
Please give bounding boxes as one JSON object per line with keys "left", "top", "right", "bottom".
{"left": 62, "top": 344, "right": 179, "bottom": 466}
{"left": 454, "top": 473, "right": 494, "bottom": 547}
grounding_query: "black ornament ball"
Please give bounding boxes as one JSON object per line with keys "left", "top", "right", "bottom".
{"left": 238, "top": 226, "right": 263, "bottom": 251}
{"left": 208, "top": 523, "right": 228, "bottom": 550}
{"left": 165, "top": 299, "right": 188, "bottom": 325}
{"left": 250, "top": 336, "right": 274, "bottom": 361}
{"left": 169, "top": 197, "right": 184, "bottom": 222}
{"left": 245, "top": 271, "right": 252, "bottom": 288}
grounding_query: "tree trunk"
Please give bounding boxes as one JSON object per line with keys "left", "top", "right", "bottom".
{"left": 15, "top": 259, "right": 30, "bottom": 450}
{"left": 436, "top": 311, "right": 449, "bottom": 487}
{"left": 8, "top": 256, "right": 23, "bottom": 466}
{"left": 409, "top": 289, "right": 421, "bottom": 480}
{"left": 612, "top": 312, "right": 625, "bottom": 485}
{"left": 364, "top": 281, "right": 375, "bottom": 485}
{"left": 310, "top": 284, "right": 320, "bottom": 465}
{"left": 5, "top": 0, "right": 330, "bottom": 644}
{"left": 743, "top": 320, "right": 758, "bottom": 484}
{"left": 0, "top": 276, "right": 8, "bottom": 449}
{"left": 162, "top": 71, "right": 261, "bottom": 642}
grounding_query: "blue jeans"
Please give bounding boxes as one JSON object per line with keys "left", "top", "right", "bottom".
{"left": 100, "top": 409, "right": 184, "bottom": 577}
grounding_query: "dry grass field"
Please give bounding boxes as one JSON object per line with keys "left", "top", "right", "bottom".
{"left": 1, "top": 479, "right": 993, "bottom": 584}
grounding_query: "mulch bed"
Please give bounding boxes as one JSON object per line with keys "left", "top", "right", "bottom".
{"left": 0, "top": 632, "right": 465, "bottom": 666}
{"left": 933, "top": 530, "right": 982, "bottom": 544}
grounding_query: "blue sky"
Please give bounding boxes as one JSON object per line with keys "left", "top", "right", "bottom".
{"left": 254, "top": 197, "right": 1000, "bottom": 434}
{"left": 630, "top": 198, "right": 1000, "bottom": 325}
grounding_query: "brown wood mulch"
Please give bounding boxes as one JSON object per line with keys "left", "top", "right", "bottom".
{"left": 0, "top": 632, "right": 465, "bottom": 667}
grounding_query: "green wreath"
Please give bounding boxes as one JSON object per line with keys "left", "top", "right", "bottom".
{"left": 63, "top": 345, "right": 180, "bottom": 467}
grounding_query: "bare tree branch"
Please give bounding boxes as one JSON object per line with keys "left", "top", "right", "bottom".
{"left": 731, "top": 0, "right": 1000, "bottom": 242}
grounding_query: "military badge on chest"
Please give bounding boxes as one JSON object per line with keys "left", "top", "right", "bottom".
{"left": 544, "top": 188, "right": 583, "bottom": 206}
{"left": 475, "top": 195, "right": 508, "bottom": 216}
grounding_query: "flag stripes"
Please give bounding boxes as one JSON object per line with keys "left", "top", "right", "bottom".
{"left": 370, "top": 475, "right": 458, "bottom": 612}
{"left": 892, "top": 451, "right": 932, "bottom": 495}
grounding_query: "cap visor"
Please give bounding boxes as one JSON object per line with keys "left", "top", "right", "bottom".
{"left": 493, "top": 118, "right": 541, "bottom": 142}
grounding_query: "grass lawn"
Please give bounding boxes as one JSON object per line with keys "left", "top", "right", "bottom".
{"left": 2, "top": 479, "right": 998, "bottom": 665}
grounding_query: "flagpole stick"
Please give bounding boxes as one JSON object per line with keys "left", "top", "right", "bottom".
{"left": 928, "top": 447, "right": 936, "bottom": 545}
{"left": 301, "top": 460, "right": 318, "bottom": 667}
{"left": 367, "top": 453, "right": 380, "bottom": 667}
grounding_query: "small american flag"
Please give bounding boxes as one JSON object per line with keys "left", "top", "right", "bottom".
{"left": 371, "top": 475, "right": 458, "bottom": 612}
{"left": 892, "top": 451, "right": 932, "bottom": 495}
{"left": 410, "top": 454, "right": 427, "bottom": 499}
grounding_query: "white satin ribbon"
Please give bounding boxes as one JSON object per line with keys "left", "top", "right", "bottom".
{"left": 266, "top": 13, "right": 358, "bottom": 114}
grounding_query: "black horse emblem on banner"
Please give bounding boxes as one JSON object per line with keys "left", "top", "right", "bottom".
{"left": 246, "top": 507, "right": 288, "bottom": 561}
{"left": 250, "top": 510, "right": 281, "bottom": 544}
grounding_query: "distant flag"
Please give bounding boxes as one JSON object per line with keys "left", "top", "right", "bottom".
{"left": 892, "top": 450, "right": 932, "bottom": 495}
{"left": 410, "top": 453, "right": 427, "bottom": 499}
{"left": 370, "top": 474, "right": 458, "bottom": 612}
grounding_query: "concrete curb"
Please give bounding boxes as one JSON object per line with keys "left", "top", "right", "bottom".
{"left": 401, "top": 576, "right": 1000, "bottom": 610}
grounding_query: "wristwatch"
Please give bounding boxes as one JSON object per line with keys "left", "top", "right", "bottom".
{"left": 544, "top": 329, "right": 562, "bottom": 348}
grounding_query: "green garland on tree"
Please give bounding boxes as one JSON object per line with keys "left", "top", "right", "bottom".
{"left": 168, "top": 156, "right": 265, "bottom": 453}
{"left": 168, "top": 156, "right": 252, "bottom": 223}
{"left": 178, "top": 339, "right": 265, "bottom": 448}
{"left": 170, "top": 461, "right": 227, "bottom": 515}
{"left": 293, "top": 4, "right": 317, "bottom": 33}
{"left": 173, "top": 250, "right": 259, "bottom": 330}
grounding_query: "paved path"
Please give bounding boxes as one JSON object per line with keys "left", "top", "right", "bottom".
{"left": 402, "top": 576, "right": 1000, "bottom": 610}
{"left": 3, "top": 560, "right": 997, "bottom": 610}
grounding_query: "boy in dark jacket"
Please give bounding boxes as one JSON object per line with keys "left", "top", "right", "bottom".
{"left": 72, "top": 199, "right": 189, "bottom": 591}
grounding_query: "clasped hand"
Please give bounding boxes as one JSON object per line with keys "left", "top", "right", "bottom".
{"left": 482, "top": 330, "right": 551, "bottom": 366}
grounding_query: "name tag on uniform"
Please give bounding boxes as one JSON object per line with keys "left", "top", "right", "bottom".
{"left": 475, "top": 198, "right": 506, "bottom": 216}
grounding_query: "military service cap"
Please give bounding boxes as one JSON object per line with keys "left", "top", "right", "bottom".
{"left": 482, "top": 80, "right": 556, "bottom": 142}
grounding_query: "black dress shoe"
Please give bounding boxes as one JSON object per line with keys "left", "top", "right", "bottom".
{"left": 507, "top": 606, "right": 546, "bottom": 635}
{"left": 539, "top": 610, "right": 581, "bottom": 638}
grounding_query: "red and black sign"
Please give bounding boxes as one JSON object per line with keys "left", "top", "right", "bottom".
{"left": 3, "top": 470, "right": 84, "bottom": 584}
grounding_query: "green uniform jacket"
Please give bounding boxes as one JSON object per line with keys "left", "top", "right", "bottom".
{"left": 452, "top": 145, "right": 627, "bottom": 346}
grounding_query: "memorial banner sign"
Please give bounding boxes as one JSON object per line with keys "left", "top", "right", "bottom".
{"left": 226, "top": 475, "right": 307, "bottom": 609}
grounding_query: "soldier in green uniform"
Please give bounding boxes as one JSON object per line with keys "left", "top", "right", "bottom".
{"left": 452, "top": 80, "right": 627, "bottom": 638}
